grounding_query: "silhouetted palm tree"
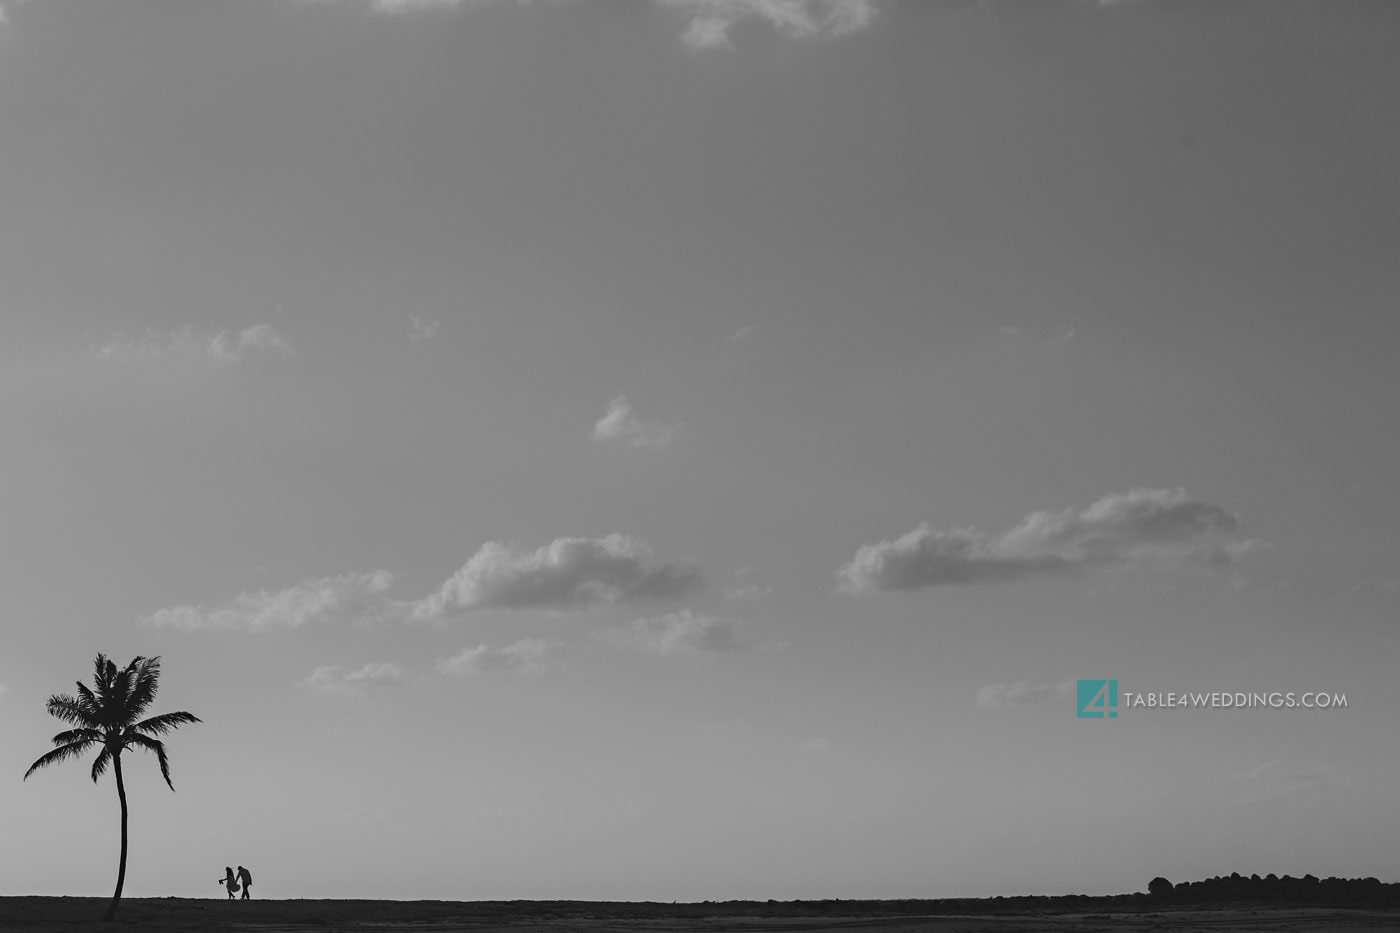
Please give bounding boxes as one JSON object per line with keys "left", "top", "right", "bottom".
{"left": 24, "top": 654, "right": 201, "bottom": 922}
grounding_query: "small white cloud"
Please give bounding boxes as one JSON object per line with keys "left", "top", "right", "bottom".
{"left": 798, "top": 736, "right": 831, "bottom": 754}
{"left": 975, "top": 680, "right": 1074, "bottom": 710}
{"left": 97, "top": 324, "right": 291, "bottom": 362}
{"left": 142, "top": 570, "right": 395, "bottom": 632}
{"left": 350, "top": 1, "right": 880, "bottom": 47}
{"left": 438, "top": 638, "right": 561, "bottom": 675}
{"left": 301, "top": 662, "right": 406, "bottom": 697}
{"left": 723, "top": 566, "right": 772, "bottom": 601}
{"left": 665, "top": 0, "right": 877, "bottom": 47}
{"left": 840, "top": 488, "right": 1258, "bottom": 593}
{"left": 592, "top": 396, "right": 679, "bottom": 449}
{"left": 602, "top": 610, "right": 748, "bottom": 656}
{"left": 729, "top": 325, "right": 757, "bottom": 342}
{"left": 413, "top": 534, "right": 703, "bottom": 618}
{"left": 371, "top": 0, "right": 471, "bottom": 11}
{"left": 1239, "top": 762, "right": 1345, "bottom": 801}
{"left": 824, "top": 0, "right": 874, "bottom": 35}
{"left": 235, "top": 323, "right": 291, "bottom": 355}
{"left": 998, "top": 325, "right": 1021, "bottom": 336}
{"left": 408, "top": 314, "right": 440, "bottom": 343}
{"left": 0, "top": 683, "right": 8, "bottom": 698}
{"left": 840, "top": 524, "right": 1072, "bottom": 591}
{"left": 681, "top": 15, "right": 734, "bottom": 49}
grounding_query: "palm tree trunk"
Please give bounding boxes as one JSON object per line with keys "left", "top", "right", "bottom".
{"left": 104, "top": 752, "right": 128, "bottom": 922}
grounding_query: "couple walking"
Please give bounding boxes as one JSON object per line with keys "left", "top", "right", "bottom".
{"left": 219, "top": 865, "right": 253, "bottom": 900}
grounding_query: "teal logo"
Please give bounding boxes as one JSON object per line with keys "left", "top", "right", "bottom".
{"left": 1077, "top": 680, "right": 1119, "bottom": 718}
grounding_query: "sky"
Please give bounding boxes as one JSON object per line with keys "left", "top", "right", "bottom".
{"left": 2, "top": 0, "right": 1399, "bottom": 903}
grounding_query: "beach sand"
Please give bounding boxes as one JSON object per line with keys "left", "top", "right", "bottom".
{"left": 1, "top": 898, "right": 1398, "bottom": 933}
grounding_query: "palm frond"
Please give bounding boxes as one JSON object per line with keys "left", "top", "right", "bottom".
{"left": 24, "top": 739, "right": 100, "bottom": 781}
{"left": 51, "top": 728, "right": 104, "bottom": 747}
{"left": 108, "top": 662, "right": 135, "bottom": 724}
{"left": 90, "top": 745, "right": 113, "bottom": 783}
{"left": 125, "top": 733, "right": 175, "bottom": 790}
{"left": 131, "top": 710, "right": 201, "bottom": 737}
{"left": 73, "top": 683, "right": 101, "bottom": 721}
{"left": 92, "top": 657, "right": 119, "bottom": 721}
{"left": 124, "top": 657, "right": 161, "bottom": 720}
{"left": 92, "top": 654, "right": 110, "bottom": 692}
{"left": 46, "top": 694, "right": 98, "bottom": 728}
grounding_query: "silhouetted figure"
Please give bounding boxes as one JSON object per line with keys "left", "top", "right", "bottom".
{"left": 237, "top": 865, "right": 252, "bottom": 900}
{"left": 219, "top": 866, "right": 238, "bottom": 899}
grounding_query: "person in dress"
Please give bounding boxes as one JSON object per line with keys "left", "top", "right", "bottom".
{"left": 219, "top": 866, "right": 238, "bottom": 899}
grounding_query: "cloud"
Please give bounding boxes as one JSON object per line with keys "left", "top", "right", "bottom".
{"left": 412, "top": 534, "right": 703, "bottom": 617}
{"left": 601, "top": 610, "right": 748, "bottom": 656}
{"left": 723, "top": 566, "right": 772, "bottom": 601}
{"left": 975, "top": 680, "right": 1074, "bottom": 710}
{"left": 408, "top": 314, "right": 440, "bottom": 343}
{"left": 0, "top": 683, "right": 7, "bottom": 698}
{"left": 798, "top": 736, "right": 831, "bottom": 754}
{"left": 681, "top": 15, "right": 734, "bottom": 49}
{"left": 301, "top": 662, "right": 407, "bottom": 696}
{"left": 368, "top": 0, "right": 474, "bottom": 11}
{"left": 840, "top": 488, "right": 1258, "bottom": 593}
{"left": 592, "top": 396, "right": 679, "bottom": 449}
{"left": 313, "top": 1, "right": 878, "bottom": 48}
{"left": 842, "top": 526, "right": 1073, "bottom": 590}
{"left": 144, "top": 537, "right": 704, "bottom": 628}
{"left": 97, "top": 324, "right": 291, "bottom": 362}
{"left": 729, "top": 325, "right": 757, "bottom": 342}
{"left": 1238, "top": 762, "right": 1346, "bottom": 802}
{"left": 664, "top": 0, "right": 877, "bottom": 49}
{"left": 142, "top": 570, "right": 395, "bottom": 631}
{"left": 824, "top": 0, "right": 876, "bottom": 35}
{"left": 438, "top": 638, "right": 561, "bottom": 675}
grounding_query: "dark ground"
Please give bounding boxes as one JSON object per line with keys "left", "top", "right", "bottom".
{"left": 2, "top": 898, "right": 1399, "bottom": 933}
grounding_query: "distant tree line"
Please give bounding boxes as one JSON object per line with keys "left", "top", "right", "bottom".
{"left": 512, "top": 874, "right": 1400, "bottom": 918}
{"left": 1150, "top": 872, "right": 1398, "bottom": 907}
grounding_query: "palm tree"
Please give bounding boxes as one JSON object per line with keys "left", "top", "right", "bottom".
{"left": 24, "top": 654, "right": 201, "bottom": 922}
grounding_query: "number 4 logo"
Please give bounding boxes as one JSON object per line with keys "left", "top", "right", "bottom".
{"left": 1077, "top": 680, "right": 1119, "bottom": 718}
